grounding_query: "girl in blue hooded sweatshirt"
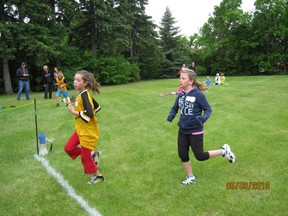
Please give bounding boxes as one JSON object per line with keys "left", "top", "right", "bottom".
{"left": 167, "top": 68, "right": 235, "bottom": 185}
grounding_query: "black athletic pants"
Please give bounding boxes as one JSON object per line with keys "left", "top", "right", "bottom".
{"left": 177, "top": 131, "right": 209, "bottom": 162}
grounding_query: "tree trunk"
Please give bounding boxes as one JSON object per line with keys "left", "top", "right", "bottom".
{"left": 2, "top": 59, "right": 13, "bottom": 94}
{"left": 91, "top": 28, "right": 97, "bottom": 56}
{"left": 129, "top": 31, "right": 133, "bottom": 57}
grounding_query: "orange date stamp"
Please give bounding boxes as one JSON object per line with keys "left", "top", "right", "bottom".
{"left": 226, "top": 182, "right": 270, "bottom": 190}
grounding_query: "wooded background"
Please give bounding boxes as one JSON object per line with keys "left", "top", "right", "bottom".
{"left": 0, "top": 0, "right": 287, "bottom": 94}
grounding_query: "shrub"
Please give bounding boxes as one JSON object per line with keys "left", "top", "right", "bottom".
{"left": 83, "top": 55, "right": 140, "bottom": 85}
{"left": 195, "top": 65, "right": 206, "bottom": 75}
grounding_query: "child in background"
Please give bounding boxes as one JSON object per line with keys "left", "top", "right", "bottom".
{"left": 204, "top": 76, "right": 213, "bottom": 86}
{"left": 167, "top": 68, "right": 235, "bottom": 185}
{"left": 215, "top": 73, "right": 221, "bottom": 85}
{"left": 53, "top": 66, "right": 59, "bottom": 79}
{"left": 220, "top": 73, "right": 226, "bottom": 85}
{"left": 178, "top": 64, "right": 186, "bottom": 76}
{"left": 55, "top": 68, "right": 70, "bottom": 107}
{"left": 64, "top": 70, "right": 104, "bottom": 184}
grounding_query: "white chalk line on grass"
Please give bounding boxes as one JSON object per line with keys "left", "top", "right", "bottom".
{"left": 34, "top": 154, "right": 102, "bottom": 216}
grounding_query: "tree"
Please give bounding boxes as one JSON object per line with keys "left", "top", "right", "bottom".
{"left": 159, "top": 7, "right": 182, "bottom": 78}
{"left": 124, "top": 0, "right": 162, "bottom": 79}
{"left": 0, "top": 0, "right": 65, "bottom": 93}
{"left": 252, "top": 0, "right": 288, "bottom": 73}
{"left": 69, "top": 0, "right": 114, "bottom": 56}
{"left": 196, "top": 0, "right": 258, "bottom": 75}
{"left": 133, "top": 14, "right": 163, "bottom": 79}
{"left": 195, "top": 0, "right": 287, "bottom": 75}
{"left": 0, "top": 2, "right": 15, "bottom": 94}
{"left": 201, "top": 0, "right": 246, "bottom": 74}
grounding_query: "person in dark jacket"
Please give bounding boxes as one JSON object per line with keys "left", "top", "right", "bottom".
{"left": 188, "top": 61, "right": 196, "bottom": 72}
{"left": 42, "top": 65, "right": 54, "bottom": 99}
{"left": 16, "top": 62, "right": 30, "bottom": 101}
{"left": 167, "top": 68, "right": 235, "bottom": 185}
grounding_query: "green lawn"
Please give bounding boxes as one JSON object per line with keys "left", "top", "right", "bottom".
{"left": 0, "top": 76, "right": 287, "bottom": 216}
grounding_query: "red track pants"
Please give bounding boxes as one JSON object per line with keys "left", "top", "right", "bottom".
{"left": 64, "top": 132, "right": 98, "bottom": 174}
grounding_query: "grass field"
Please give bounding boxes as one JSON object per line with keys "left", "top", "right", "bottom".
{"left": 0, "top": 76, "right": 287, "bottom": 216}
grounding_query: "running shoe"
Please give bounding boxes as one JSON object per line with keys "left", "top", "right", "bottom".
{"left": 181, "top": 176, "right": 196, "bottom": 185}
{"left": 88, "top": 175, "right": 104, "bottom": 185}
{"left": 221, "top": 144, "right": 236, "bottom": 163}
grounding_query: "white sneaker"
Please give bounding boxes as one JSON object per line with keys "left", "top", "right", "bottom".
{"left": 221, "top": 144, "right": 236, "bottom": 163}
{"left": 88, "top": 175, "right": 104, "bottom": 185}
{"left": 181, "top": 176, "right": 196, "bottom": 185}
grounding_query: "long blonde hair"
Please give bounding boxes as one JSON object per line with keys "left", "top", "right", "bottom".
{"left": 181, "top": 68, "right": 208, "bottom": 91}
{"left": 76, "top": 70, "right": 100, "bottom": 94}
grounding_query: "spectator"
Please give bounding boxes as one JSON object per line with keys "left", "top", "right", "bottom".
{"left": 220, "top": 73, "right": 226, "bottom": 85}
{"left": 178, "top": 64, "right": 186, "bottom": 76}
{"left": 16, "top": 62, "right": 30, "bottom": 101}
{"left": 189, "top": 61, "right": 196, "bottom": 72}
{"left": 42, "top": 65, "right": 54, "bottom": 99}
{"left": 204, "top": 76, "right": 213, "bottom": 86}
{"left": 215, "top": 73, "right": 221, "bottom": 85}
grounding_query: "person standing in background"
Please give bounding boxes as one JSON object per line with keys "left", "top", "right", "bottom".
{"left": 42, "top": 65, "right": 54, "bottom": 99}
{"left": 189, "top": 61, "right": 197, "bottom": 72}
{"left": 16, "top": 62, "right": 30, "bottom": 101}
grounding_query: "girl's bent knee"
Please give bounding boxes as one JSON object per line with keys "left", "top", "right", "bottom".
{"left": 195, "top": 153, "right": 209, "bottom": 161}
{"left": 179, "top": 155, "right": 189, "bottom": 162}
{"left": 64, "top": 145, "right": 71, "bottom": 153}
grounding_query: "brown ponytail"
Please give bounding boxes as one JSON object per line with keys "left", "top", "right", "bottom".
{"left": 181, "top": 68, "right": 208, "bottom": 91}
{"left": 76, "top": 70, "right": 100, "bottom": 94}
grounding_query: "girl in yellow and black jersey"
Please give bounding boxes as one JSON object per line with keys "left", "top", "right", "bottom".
{"left": 54, "top": 67, "right": 70, "bottom": 107}
{"left": 64, "top": 70, "right": 104, "bottom": 184}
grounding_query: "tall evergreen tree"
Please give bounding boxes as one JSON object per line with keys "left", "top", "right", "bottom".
{"left": 159, "top": 7, "right": 182, "bottom": 78}
{"left": 70, "top": 0, "right": 114, "bottom": 56}
{"left": 0, "top": 1, "right": 16, "bottom": 94}
{"left": 133, "top": 13, "right": 163, "bottom": 79}
{"left": 108, "top": 0, "right": 134, "bottom": 56}
{"left": 124, "top": 0, "right": 162, "bottom": 79}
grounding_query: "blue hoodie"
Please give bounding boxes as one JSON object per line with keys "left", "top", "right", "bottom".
{"left": 168, "top": 88, "right": 212, "bottom": 134}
